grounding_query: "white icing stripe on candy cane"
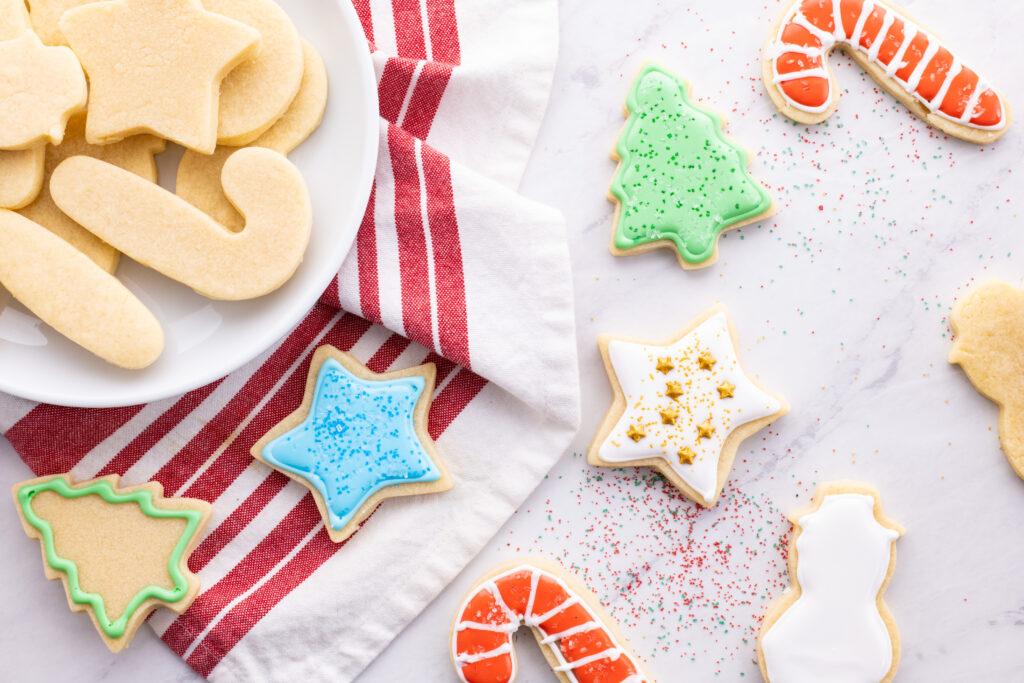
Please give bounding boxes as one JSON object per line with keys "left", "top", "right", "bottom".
{"left": 849, "top": 0, "right": 874, "bottom": 47}
{"left": 761, "top": 494, "right": 900, "bottom": 683}
{"left": 904, "top": 41, "right": 940, "bottom": 92}
{"left": 791, "top": 12, "right": 836, "bottom": 47}
{"left": 554, "top": 648, "right": 623, "bottom": 672}
{"left": 927, "top": 58, "right": 961, "bottom": 110}
{"left": 831, "top": 0, "right": 845, "bottom": 38}
{"left": 960, "top": 84, "right": 985, "bottom": 124}
{"left": 456, "top": 644, "right": 513, "bottom": 664}
{"left": 866, "top": 10, "right": 895, "bottom": 61}
{"left": 770, "top": 43, "right": 823, "bottom": 58}
{"left": 774, "top": 68, "right": 830, "bottom": 84}
{"left": 456, "top": 620, "right": 518, "bottom": 633}
{"left": 523, "top": 569, "right": 540, "bottom": 625}
{"left": 488, "top": 582, "right": 520, "bottom": 626}
{"left": 885, "top": 26, "right": 917, "bottom": 78}
{"left": 540, "top": 621, "right": 600, "bottom": 645}
{"left": 531, "top": 597, "right": 580, "bottom": 627}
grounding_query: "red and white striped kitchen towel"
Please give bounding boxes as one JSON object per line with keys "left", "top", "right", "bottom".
{"left": 0, "top": 1, "right": 578, "bottom": 679}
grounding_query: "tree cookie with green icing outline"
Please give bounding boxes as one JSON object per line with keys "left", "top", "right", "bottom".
{"left": 608, "top": 62, "right": 776, "bottom": 269}
{"left": 12, "top": 473, "right": 212, "bottom": 652}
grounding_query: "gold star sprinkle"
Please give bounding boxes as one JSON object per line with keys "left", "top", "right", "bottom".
{"left": 697, "top": 419, "right": 715, "bottom": 440}
{"left": 665, "top": 381, "right": 684, "bottom": 399}
{"left": 626, "top": 424, "right": 646, "bottom": 442}
{"left": 659, "top": 407, "right": 679, "bottom": 424}
{"left": 677, "top": 447, "right": 695, "bottom": 465}
{"left": 717, "top": 382, "right": 735, "bottom": 399}
{"left": 656, "top": 357, "right": 674, "bottom": 374}
{"left": 697, "top": 352, "right": 716, "bottom": 370}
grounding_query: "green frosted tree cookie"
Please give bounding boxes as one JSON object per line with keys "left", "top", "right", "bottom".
{"left": 609, "top": 62, "right": 775, "bottom": 269}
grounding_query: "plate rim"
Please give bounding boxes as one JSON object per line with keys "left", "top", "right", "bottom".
{"left": 0, "top": 0, "right": 379, "bottom": 409}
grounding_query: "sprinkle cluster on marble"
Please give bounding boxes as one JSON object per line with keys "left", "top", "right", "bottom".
{"left": 500, "top": 454, "right": 817, "bottom": 675}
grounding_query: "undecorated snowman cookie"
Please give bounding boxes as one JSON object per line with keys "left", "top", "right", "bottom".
{"left": 0, "top": 30, "right": 86, "bottom": 149}
{"left": 0, "top": 0, "right": 45, "bottom": 209}
{"left": 206, "top": 0, "right": 304, "bottom": 146}
{"left": 949, "top": 279, "right": 1024, "bottom": 481}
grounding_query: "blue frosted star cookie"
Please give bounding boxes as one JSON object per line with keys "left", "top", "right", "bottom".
{"left": 250, "top": 345, "right": 452, "bottom": 543}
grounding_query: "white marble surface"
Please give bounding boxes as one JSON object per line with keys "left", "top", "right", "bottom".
{"left": 3, "top": 0, "right": 1024, "bottom": 679}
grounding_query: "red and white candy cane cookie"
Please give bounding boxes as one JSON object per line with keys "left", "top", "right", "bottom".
{"left": 764, "top": 0, "right": 1010, "bottom": 143}
{"left": 451, "top": 558, "right": 653, "bottom": 683}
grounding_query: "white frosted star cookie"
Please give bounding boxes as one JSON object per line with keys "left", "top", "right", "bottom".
{"left": 588, "top": 305, "right": 788, "bottom": 507}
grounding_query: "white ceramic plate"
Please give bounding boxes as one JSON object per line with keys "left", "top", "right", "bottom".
{"left": 0, "top": 0, "right": 378, "bottom": 408}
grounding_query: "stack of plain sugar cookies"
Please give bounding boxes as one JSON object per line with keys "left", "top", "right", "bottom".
{"left": 0, "top": 0, "right": 327, "bottom": 369}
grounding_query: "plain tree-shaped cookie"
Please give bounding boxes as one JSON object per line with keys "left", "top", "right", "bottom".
{"left": 950, "top": 279, "right": 1024, "bottom": 480}
{"left": 59, "top": 0, "right": 260, "bottom": 153}
{"left": 12, "top": 474, "right": 212, "bottom": 652}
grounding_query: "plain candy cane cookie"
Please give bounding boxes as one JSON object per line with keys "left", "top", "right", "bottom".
{"left": 177, "top": 40, "right": 327, "bottom": 232}
{"left": 949, "top": 280, "right": 1024, "bottom": 481}
{"left": 18, "top": 112, "right": 165, "bottom": 273}
{"left": 451, "top": 557, "right": 652, "bottom": 683}
{"left": 13, "top": 473, "right": 211, "bottom": 652}
{"left": 250, "top": 345, "right": 453, "bottom": 544}
{"left": 764, "top": 0, "right": 1010, "bottom": 144}
{"left": 758, "top": 481, "right": 903, "bottom": 683}
{"left": 0, "top": 30, "right": 86, "bottom": 149}
{"left": 206, "top": 0, "right": 304, "bottom": 146}
{"left": 50, "top": 148, "right": 311, "bottom": 300}
{"left": 59, "top": 0, "right": 260, "bottom": 153}
{"left": 0, "top": 0, "right": 45, "bottom": 208}
{"left": 0, "top": 209, "right": 164, "bottom": 369}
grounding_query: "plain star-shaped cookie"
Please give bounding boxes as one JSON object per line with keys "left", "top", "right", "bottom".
{"left": 588, "top": 305, "right": 788, "bottom": 507}
{"left": 251, "top": 346, "right": 453, "bottom": 543}
{"left": 0, "top": 30, "right": 86, "bottom": 149}
{"left": 59, "top": 0, "right": 260, "bottom": 153}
